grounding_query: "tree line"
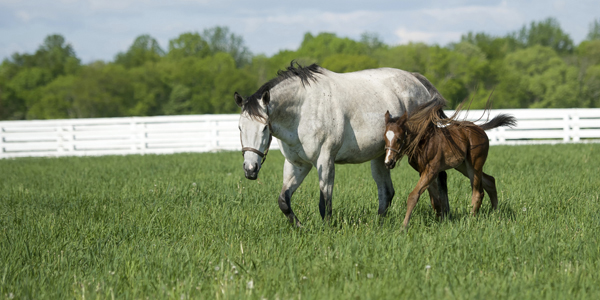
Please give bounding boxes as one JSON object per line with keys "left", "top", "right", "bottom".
{"left": 1, "top": 18, "right": 599, "bottom": 120}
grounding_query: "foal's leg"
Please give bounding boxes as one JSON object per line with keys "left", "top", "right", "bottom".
{"left": 469, "top": 156, "right": 487, "bottom": 215}
{"left": 316, "top": 154, "right": 336, "bottom": 221}
{"left": 403, "top": 170, "right": 437, "bottom": 228}
{"left": 370, "top": 155, "right": 395, "bottom": 216}
{"left": 482, "top": 173, "right": 498, "bottom": 210}
{"left": 427, "top": 171, "right": 450, "bottom": 219}
{"left": 455, "top": 164, "right": 498, "bottom": 211}
{"left": 453, "top": 162, "right": 483, "bottom": 215}
{"left": 279, "top": 159, "right": 312, "bottom": 227}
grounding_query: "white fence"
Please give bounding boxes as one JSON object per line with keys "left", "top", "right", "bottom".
{"left": 1, "top": 108, "right": 599, "bottom": 159}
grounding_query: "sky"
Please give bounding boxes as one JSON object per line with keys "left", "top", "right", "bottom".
{"left": 0, "top": 0, "right": 599, "bottom": 63}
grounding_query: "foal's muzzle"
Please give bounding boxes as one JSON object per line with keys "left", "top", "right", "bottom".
{"left": 385, "top": 159, "right": 396, "bottom": 170}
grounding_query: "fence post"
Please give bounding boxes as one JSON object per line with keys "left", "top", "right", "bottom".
{"left": 563, "top": 115, "right": 570, "bottom": 142}
{"left": 0, "top": 124, "right": 4, "bottom": 159}
{"left": 210, "top": 120, "right": 219, "bottom": 151}
{"left": 64, "top": 122, "right": 74, "bottom": 153}
{"left": 139, "top": 118, "right": 147, "bottom": 155}
{"left": 130, "top": 119, "right": 138, "bottom": 154}
{"left": 57, "top": 122, "right": 64, "bottom": 156}
{"left": 571, "top": 111, "right": 580, "bottom": 142}
{"left": 498, "top": 127, "right": 506, "bottom": 144}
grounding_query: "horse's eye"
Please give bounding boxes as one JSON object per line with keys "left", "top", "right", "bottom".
{"left": 262, "top": 126, "right": 268, "bottom": 132}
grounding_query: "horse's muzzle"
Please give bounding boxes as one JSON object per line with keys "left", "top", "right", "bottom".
{"left": 243, "top": 162, "right": 260, "bottom": 180}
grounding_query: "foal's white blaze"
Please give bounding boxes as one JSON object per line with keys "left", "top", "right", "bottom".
{"left": 385, "top": 130, "right": 395, "bottom": 143}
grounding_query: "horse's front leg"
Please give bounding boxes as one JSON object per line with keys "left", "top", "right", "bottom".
{"left": 370, "top": 155, "right": 395, "bottom": 216}
{"left": 316, "top": 154, "right": 335, "bottom": 221}
{"left": 279, "top": 159, "right": 312, "bottom": 227}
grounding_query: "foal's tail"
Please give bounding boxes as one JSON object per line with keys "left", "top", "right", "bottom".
{"left": 479, "top": 114, "right": 517, "bottom": 130}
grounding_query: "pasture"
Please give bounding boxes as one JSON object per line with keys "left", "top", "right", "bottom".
{"left": 1, "top": 144, "right": 599, "bottom": 299}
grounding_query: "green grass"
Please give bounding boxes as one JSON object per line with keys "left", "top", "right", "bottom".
{"left": 1, "top": 144, "right": 599, "bottom": 299}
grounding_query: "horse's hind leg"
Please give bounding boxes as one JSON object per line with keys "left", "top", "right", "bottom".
{"left": 482, "top": 173, "right": 498, "bottom": 210}
{"left": 279, "top": 159, "right": 312, "bottom": 227}
{"left": 371, "top": 155, "right": 395, "bottom": 216}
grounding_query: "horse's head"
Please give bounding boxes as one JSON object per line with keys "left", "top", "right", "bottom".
{"left": 235, "top": 90, "right": 272, "bottom": 180}
{"left": 384, "top": 110, "right": 408, "bottom": 169}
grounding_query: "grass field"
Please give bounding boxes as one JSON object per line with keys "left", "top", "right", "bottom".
{"left": 1, "top": 144, "right": 599, "bottom": 299}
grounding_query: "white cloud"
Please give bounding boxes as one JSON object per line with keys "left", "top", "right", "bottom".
{"left": 394, "top": 27, "right": 462, "bottom": 45}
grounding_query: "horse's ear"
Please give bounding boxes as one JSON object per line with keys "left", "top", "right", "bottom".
{"left": 261, "top": 90, "right": 270, "bottom": 105}
{"left": 385, "top": 110, "right": 391, "bottom": 123}
{"left": 234, "top": 92, "right": 244, "bottom": 107}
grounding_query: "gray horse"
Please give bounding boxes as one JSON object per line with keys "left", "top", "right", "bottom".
{"left": 235, "top": 63, "right": 449, "bottom": 226}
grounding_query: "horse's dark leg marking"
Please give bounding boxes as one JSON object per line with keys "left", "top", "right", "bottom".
{"left": 279, "top": 160, "right": 311, "bottom": 227}
{"left": 371, "top": 155, "right": 395, "bottom": 216}
{"left": 317, "top": 156, "right": 335, "bottom": 221}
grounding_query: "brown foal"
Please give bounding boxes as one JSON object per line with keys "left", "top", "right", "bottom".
{"left": 383, "top": 99, "right": 516, "bottom": 228}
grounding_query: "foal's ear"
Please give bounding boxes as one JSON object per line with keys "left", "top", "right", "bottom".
{"left": 261, "top": 90, "right": 270, "bottom": 105}
{"left": 398, "top": 111, "right": 408, "bottom": 124}
{"left": 234, "top": 92, "right": 244, "bottom": 107}
{"left": 385, "top": 110, "right": 391, "bottom": 123}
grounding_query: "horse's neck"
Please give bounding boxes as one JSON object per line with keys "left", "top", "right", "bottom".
{"left": 268, "top": 80, "right": 306, "bottom": 143}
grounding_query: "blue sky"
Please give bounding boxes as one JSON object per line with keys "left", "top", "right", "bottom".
{"left": 1, "top": 0, "right": 598, "bottom": 63}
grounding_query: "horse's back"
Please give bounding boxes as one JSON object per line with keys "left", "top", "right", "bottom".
{"left": 305, "top": 68, "right": 434, "bottom": 164}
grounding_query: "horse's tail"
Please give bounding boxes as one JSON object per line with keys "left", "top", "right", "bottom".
{"left": 411, "top": 72, "right": 448, "bottom": 119}
{"left": 479, "top": 114, "right": 517, "bottom": 130}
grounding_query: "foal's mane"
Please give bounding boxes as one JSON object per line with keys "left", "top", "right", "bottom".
{"left": 401, "top": 96, "right": 455, "bottom": 159}
{"left": 242, "top": 62, "right": 322, "bottom": 121}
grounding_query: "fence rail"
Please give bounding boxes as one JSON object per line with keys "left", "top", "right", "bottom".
{"left": 1, "top": 108, "right": 599, "bottom": 159}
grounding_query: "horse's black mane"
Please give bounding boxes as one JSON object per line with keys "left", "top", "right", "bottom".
{"left": 242, "top": 62, "right": 322, "bottom": 120}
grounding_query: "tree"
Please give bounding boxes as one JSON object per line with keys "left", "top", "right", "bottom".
{"left": 321, "top": 54, "right": 378, "bottom": 73}
{"left": 167, "top": 32, "right": 210, "bottom": 60}
{"left": 495, "top": 45, "right": 581, "bottom": 108}
{"left": 201, "top": 27, "right": 251, "bottom": 67}
{"left": 515, "top": 17, "right": 574, "bottom": 54}
{"left": 115, "top": 34, "right": 165, "bottom": 68}
{"left": 587, "top": 18, "right": 600, "bottom": 40}
{"left": 297, "top": 32, "right": 369, "bottom": 62}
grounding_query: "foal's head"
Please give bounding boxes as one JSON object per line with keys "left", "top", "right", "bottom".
{"left": 384, "top": 110, "right": 408, "bottom": 169}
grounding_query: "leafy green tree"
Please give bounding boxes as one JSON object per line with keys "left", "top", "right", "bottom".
{"left": 495, "top": 45, "right": 581, "bottom": 108}
{"left": 167, "top": 32, "right": 210, "bottom": 60}
{"left": 460, "top": 32, "right": 520, "bottom": 61}
{"left": 587, "top": 18, "right": 600, "bottom": 40}
{"left": 373, "top": 42, "right": 430, "bottom": 74}
{"left": 515, "top": 17, "right": 574, "bottom": 54}
{"left": 201, "top": 27, "right": 251, "bottom": 67}
{"left": 297, "top": 33, "right": 369, "bottom": 62}
{"left": 115, "top": 35, "right": 165, "bottom": 68}
{"left": 321, "top": 54, "right": 378, "bottom": 73}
